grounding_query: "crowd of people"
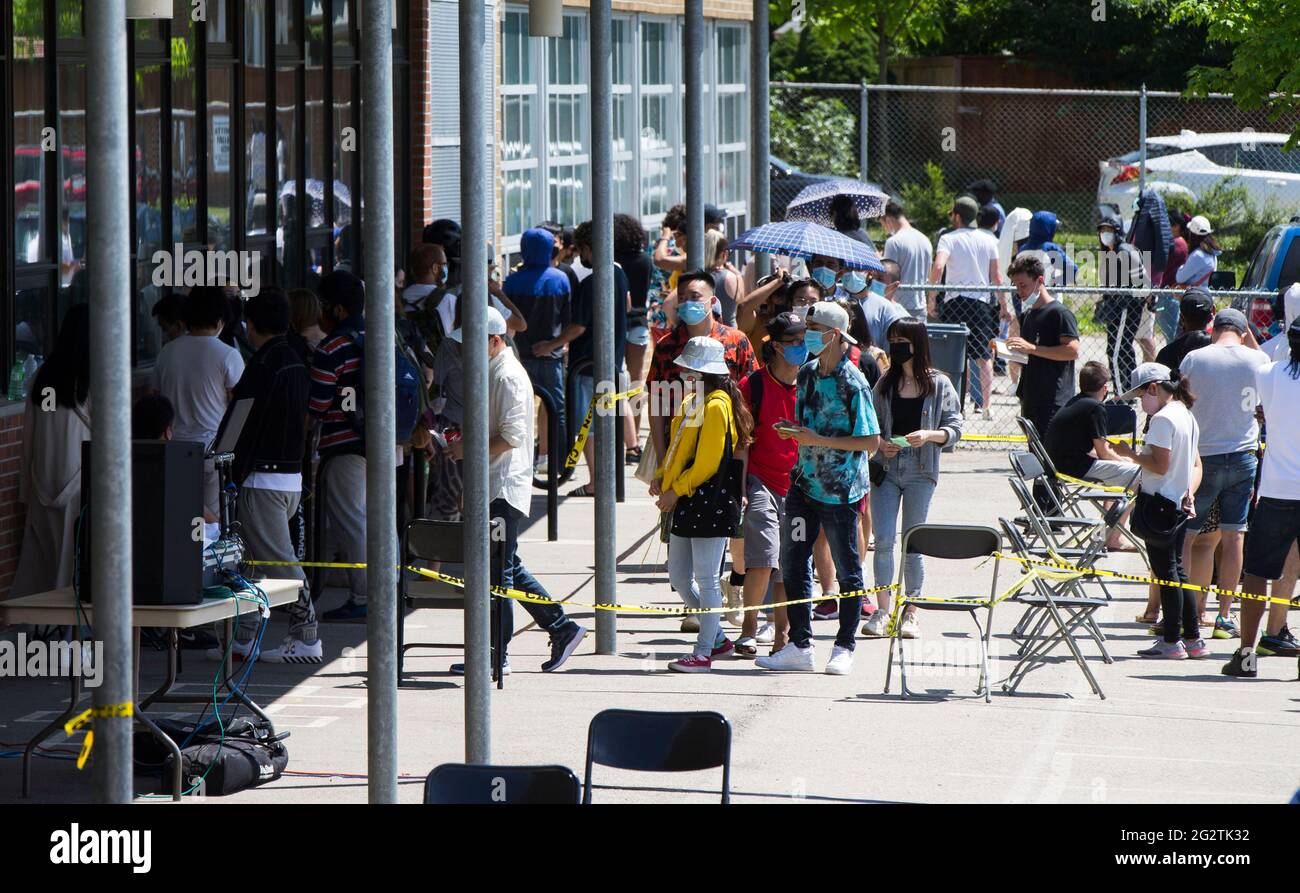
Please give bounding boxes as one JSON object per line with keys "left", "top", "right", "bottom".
{"left": 8, "top": 186, "right": 1300, "bottom": 684}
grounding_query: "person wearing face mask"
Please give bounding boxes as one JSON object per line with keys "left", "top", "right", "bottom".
{"left": 882, "top": 199, "right": 933, "bottom": 320}
{"left": 842, "top": 262, "right": 907, "bottom": 349}
{"left": 808, "top": 254, "right": 844, "bottom": 297}
{"left": 787, "top": 279, "right": 824, "bottom": 324}
{"left": 756, "top": 302, "right": 881, "bottom": 676}
{"left": 861, "top": 318, "right": 964, "bottom": 640}
{"left": 736, "top": 313, "right": 809, "bottom": 656}
{"left": 445, "top": 307, "right": 588, "bottom": 674}
{"left": 652, "top": 337, "right": 753, "bottom": 672}
{"left": 1005, "top": 254, "right": 1081, "bottom": 438}
{"left": 1095, "top": 212, "right": 1151, "bottom": 392}
{"left": 1113, "top": 363, "right": 1205, "bottom": 660}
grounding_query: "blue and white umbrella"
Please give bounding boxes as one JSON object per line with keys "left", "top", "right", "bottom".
{"left": 784, "top": 178, "right": 889, "bottom": 224}
{"left": 731, "top": 221, "right": 884, "bottom": 272}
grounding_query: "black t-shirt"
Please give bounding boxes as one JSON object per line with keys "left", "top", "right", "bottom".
{"left": 570, "top": 263, "right": 630, "bottom": 372}
{"left": 618, "top": 251, "right": 654, "bottom": 329}
{"left": 1046, "top": 393, "right": 1107, "bottom": 478}
{"left": 1018, "top": 299, "right": 1080, "bottom": 409}
{"left": 1155, "top": 330, "right": 1211, "bottom": 373}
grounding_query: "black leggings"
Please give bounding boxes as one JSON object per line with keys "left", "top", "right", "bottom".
{"left": 1144, "top": 521, "right": 1195, "bottom": 643}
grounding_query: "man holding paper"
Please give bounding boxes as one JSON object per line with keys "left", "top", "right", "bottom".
{"left": 1005, "top": 254, "right": 1081, "bottom": 437}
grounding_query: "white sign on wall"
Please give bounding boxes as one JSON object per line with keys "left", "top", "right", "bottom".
{"left": 211, "top": 115, "right": 230, "bottom": 174}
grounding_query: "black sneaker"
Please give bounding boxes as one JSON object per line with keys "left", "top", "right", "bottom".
{"left": 1221, "top": 648, "right": 1258, "bottom": 678}
{"left": 1257, "top": 627, "right": 1300, "bottom": 658}
{"left": 541, "top": 623, "right": 587, "bottom": 672}
{"left": 178, "top": 627, "right": 220, "bottom": 650}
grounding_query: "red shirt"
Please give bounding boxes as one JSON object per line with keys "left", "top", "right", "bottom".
{"left": 647, "top": 319, "right": 758, "bottom": 418}
{"left": 740, "top": 367, "right": 798, "bottom": 497}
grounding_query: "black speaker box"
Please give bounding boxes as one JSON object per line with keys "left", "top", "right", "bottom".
{"left": 78, "top": 440, "right": 205, "bottom": 605}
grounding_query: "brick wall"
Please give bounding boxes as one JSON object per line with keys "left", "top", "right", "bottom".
{"left": 0, "top": 409, "right": 27, "bottom": 600}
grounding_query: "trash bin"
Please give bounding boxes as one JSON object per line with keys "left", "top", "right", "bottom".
{"left": 925, "top": 322, "right": 969, "bottom": 407}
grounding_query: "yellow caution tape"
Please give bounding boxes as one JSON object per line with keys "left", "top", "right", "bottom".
{"left": 564, "top": 386, "right": 644, "bottom": 470}
{"left": 963, "top": 433, "right": 1142, "bottom": 446}
{"left": 64, "top": 703, "right": 134, "bottom": 771}
{"left": 1054, "top": 471, "right": 1133, "bottom": 494}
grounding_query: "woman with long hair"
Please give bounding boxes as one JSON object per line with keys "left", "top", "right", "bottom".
{"left": 704, "top": 230, "right": 744, "bottom": 326}
{"left": 652, "top": 336, "right": 754, "bottom": 671}
{"left": 1175, "top": 215, "right": 1221, "bottom": 290}
{"left": 1114, "top": 364, "right": 1205, "bottom": 659}
{"left": 862, "top": 317, "right": 964, "bottom": 639}
{"left": 12, "top": 304, "right": 92, "bottom": 597}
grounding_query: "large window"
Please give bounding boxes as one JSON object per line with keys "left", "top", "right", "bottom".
{"left": 639, "top": 19, "right": 674, "bottom": 218}
{"left": 545, "top": 14, "right": 588, "bottom": 226}
{"left": 715, "top": 24, "right": 747, "bottom": 208}
{"left": 611, "top": 17, "right": 634, "bottom": 214}
{"left": 501, "top": 9, "right": 537, "bottom": 239}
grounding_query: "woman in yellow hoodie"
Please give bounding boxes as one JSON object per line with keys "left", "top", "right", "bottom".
{"left": 652, "top": 336, "right": 753, "bottom": 672}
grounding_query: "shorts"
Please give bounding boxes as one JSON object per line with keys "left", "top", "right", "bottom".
{"left": 626, "top": 324, "right": 651, "bottom": 347}
{"left": 743, "top": 475, "right": 786, "bottom": 570}
{"left": 1198, "top": 497, "right": 1221, "bottom": 536}
{"left": 941, "top": 296, "right": 999, "bottom": 360}
{"left": 1085, "top": 458, "right": 1139, "bottom": 489}
{"left": 572, "top": 371, "right": 595, "bottom": 424}
{"left": 1190, "top": 452, "right": 1256, "bottom": 534}
{"left": 1242, "top": 497, "right": 1300, "bottom": 581}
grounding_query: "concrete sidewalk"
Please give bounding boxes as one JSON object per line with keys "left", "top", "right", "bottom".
{"left": 3, "top": 450, "right": 1298, "bottom": 804}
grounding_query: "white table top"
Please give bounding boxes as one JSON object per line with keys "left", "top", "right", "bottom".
{"left": 0, "top": 579, "right": 301, "bottom": 629}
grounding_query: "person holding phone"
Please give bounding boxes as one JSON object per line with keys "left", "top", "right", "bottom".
{"left": 862, "top": 317, "right": 964, "bottom": 639}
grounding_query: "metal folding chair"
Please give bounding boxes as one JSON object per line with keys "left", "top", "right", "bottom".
{"left": 583, "top": 709, "right": 732, "bottom": 804}
{"left": 999, "top": 518, "right": 1111, "bottom": 699}
{"left": 424, "top": 763, "right": 581, "bottom": 804}
{"left": 884, "top": 524, "right": 1002, "bottom": 703}
{"left": 1018, "top": 416, "right": 1133, "bottom": 519}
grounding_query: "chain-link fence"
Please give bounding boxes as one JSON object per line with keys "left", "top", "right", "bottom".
{"left": 769, "top": 82, "right": 1300, "bottom": 442}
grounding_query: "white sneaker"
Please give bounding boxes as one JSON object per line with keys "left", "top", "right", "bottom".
{"left": 260, "top": 637, "right": 324, "bottom": 664}
{"left": 825, "top": 644, "right": 854, "bottom": 676}
{"left": 899, "top": 615, "right": 920, "bottom": 639}
{"left": 982, "top": 406, "right": 992, "bottom": 421}
{"left": 533, "top": 455, "right": 550, "bottom": 475}
{"left": 755, "top": 622, "right": 775, "bottom": 645}
{"left": 680, "top": 615, "right": 701, "bottom": 633}
{"left": 862, "top": 611, "right": 890, "bottom": 638}
{"left": 206, "top": 639, "right": 257, "bottom": 662}
{"left": 755, "top": 642, "right": 816, "bottom": 672}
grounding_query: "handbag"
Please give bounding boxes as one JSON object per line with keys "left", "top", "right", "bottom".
{"left": 869, "top": 457, "right": 887, "bottom": 487}
{"left": 634, "top": 436, "right": 659, "bottom": 486}
{"left": 1130, "top": 490, "right": 1187, "bottom": 547}
{"left": 671, "top": 425, "right": 744, "bottom": 539}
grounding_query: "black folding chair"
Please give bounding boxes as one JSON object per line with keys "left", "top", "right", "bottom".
{"left": 424, "top": 763, "right": 581, "bottom": 804}
{"left": 399, "top": 519, "right": 508, "bottom": 688}
{"left": 1017, "top": 417, "right": 1131, "bottom": 520}
{"left": 583, "top": 709, "right": 731, "bottom": 804}
{"left": 884, "top": 524, "right": 1002, "bottom": 703}
{"left": 1103, "top": 401, "right": 1138, "bottom": 450}
{"left": 999, "top": 518, "right": 1112, "bottom": 699}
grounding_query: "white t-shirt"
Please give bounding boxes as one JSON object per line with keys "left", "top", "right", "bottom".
{"left": 1139, "top": 399, "right": 1200, "bottom": 504}
{"left": 434, "top": 292, "right": 512, "bottom": 337}
{"left": 936, "top": 227, "right": 999, "bottom": 303}
{"left": 1179, "top": 342, "right": 1269, "bottom": 456}
{"left": 152, "top": 334, "right": 245, "bottom": 449}
{"left": 1256, "top": 360, "right": 1300, "bottom": 500}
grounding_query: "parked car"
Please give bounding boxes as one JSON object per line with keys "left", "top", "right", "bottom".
{"left": 1098, "top": 131, "right": 1300, "bottom": 227}
{"left": 1230, "top": 218, "right": 1300, "bottom": 339}
{"left": 770, "top": 155, "right": 884, "bottom": 222}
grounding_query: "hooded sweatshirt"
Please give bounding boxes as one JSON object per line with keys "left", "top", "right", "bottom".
{"left": 503, "top": 228, "right": 572, "bottom": 360}
{"left": 1266, "top": 283, "right": 1300, "bottom": 362}
{"left": 1097, "top": 211, "right": 1150, "bottom": 296}
{"left": 1128, "top": 188, "right": 1172, "bottom": 275}
{"left": 1020, "top": 211, "right": 1077, "bottom": 286}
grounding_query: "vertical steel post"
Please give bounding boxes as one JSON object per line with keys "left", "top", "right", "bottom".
{"left": 86, "top": 0, "right": 133, "bottom": 806}
{"left": 362, "top": 0, "right": 397, "bottom": 804}
{"left": 1138, "top": 83, "right": 1147, "bottom": 199}
{"left": 459, "top": 0, "right": 492, "bottom": 763}
{"left": 859, "top": 84, "right": 869, "bottom": 183}
{"left": 750, "top": 0, "right": 770, "bottom": 276}
{"left": 684, "top": 0, "right": 705, "bottom": 265}
{"left": 591, "top": 0, "right": 617, "bottom": 654}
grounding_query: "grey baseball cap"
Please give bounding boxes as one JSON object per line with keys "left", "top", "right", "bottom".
{"left": 1212, "top": 307, "right": 1249, "bottom": 332}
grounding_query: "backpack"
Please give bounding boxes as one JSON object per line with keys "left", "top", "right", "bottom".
{"left": 346, "top": 329, "right": 422, "bottom": 444}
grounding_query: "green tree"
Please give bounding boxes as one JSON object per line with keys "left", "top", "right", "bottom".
{"left": 769, "top": 0, "right": 950, "bottom": 85}
{"left": 1172, "top": 0, "right": 1300, "bottom": 148}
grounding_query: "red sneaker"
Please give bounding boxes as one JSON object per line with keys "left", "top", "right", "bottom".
{"left": 668, "top": 654, "right": 712, "bottom": 673}
{"left": 813, "top": 600, "right": 839, "bottom": 620}
{"left": 860, "top": 599, "right": 876, "bottom": 618}
{"left": 711, "top": 638, "right": 734, "bottom": 658}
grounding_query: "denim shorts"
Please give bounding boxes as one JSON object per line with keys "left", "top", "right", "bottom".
{"left": 1243, "top": 497, "right": 1300, "bottom": 580}
{"left": 1190, "top": 451, "right": 1257, "bottom": 533}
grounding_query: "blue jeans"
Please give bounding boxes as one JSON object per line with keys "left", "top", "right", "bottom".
{"left": 667, "top": 534, "right": 728, "bottom": 656}
{"left": 520, "top": 355, "right": 566, "bottom": 446}
{"left": 1191, "top": 451, "right": 1257, "bottom": 533}
{"left": 781, "top": 486, "right": 864, "bottom": 651}
{"left": 491, "top": 498, "right": 574, "bottom": 655}
{"left": 871, "top": 459, "right": 938, "bottom": 597}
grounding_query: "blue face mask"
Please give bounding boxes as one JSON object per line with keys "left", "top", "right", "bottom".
{"left": 841, "top": 271, "right": 867, "bottom": 295}
{"left": 869, "top": 279, "right": 887, "bottom": 298}
{"left": 782, "top": 344, "right": 809, "bottom": 366}
{"left": 678, "top": 301, "right": 708, "bottom": 326}
{"left": 804, "top": 329, "right": 830, "bottom": 357}
{"left": 811, "top": 266, "right": 838, "bottom": 290}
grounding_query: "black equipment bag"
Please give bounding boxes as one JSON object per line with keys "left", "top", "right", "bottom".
{"left": 136, "top": 717, "right": 289, "bottom": 795}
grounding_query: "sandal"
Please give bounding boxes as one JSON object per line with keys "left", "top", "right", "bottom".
{"left": 567, "top": 483, "right": 595, "bottom": 497}
{"left": 734, "top": 638, "right": 758, "bottom": 658}
{"left": 624, "top": 446, "right": 643, "bottom": 465}
{"left": 1135, "top": 612, "right": 1160, "bottom": 623}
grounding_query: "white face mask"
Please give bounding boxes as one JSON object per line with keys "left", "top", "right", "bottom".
{"left": 1100, "top": 231, "right": 1118, "bottom": 248}
{"left": 792, "top": 306, "right": 810, "bottom": 321}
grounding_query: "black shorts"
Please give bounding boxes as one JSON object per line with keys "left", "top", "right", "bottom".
{"left": 942, "top": 296, "right": 999, "bottom": 360}
{"left": 1242, "top": 497, "right": 1300, "bottom": 581}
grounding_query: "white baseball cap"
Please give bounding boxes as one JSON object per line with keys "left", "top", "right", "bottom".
{"left": 448, "top": 305, "right": 508, "bottom": 342}
{"left": 806, "top": 301, "right": 858, "bottom": 345}
{"left": 1186, "top": 215, "right": 1213, "bottom": 236}
{"left": 673, "top": 336, "right": 729, "bottom": 375}
{"left": 1120, "top": 361, "right": 1175, "bottom": 401}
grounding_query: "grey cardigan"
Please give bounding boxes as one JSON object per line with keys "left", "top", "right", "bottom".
{"left": 871, "top": 370, "right": 963, "bottom": 480}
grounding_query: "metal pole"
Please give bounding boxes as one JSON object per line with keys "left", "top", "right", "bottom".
{"left": 591, "top": 0, "right": 617, "bottom": 655}
{"left": 684, "top": 0, "right": 705, "bottom": 265}
{"left": 361, "top": 0, "right": 397, "bottom": 804}
{"left": 858, "top": 84, "right": 869, "bottom": 184}
{"left": 1138, "top": 83, "right": 1147, "bottom": 199}
{"left": 750, "top": 0, "right": 771, "bottom": 276}
{"left": 459, "top": 0, "right": 491, "bottom": 763}
{"left": 86, "top": 0, "right": 133, "bottom": 806}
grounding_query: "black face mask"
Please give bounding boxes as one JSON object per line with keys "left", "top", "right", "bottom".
{"left": 889, "top": 341, "right": 913, "bottom": 365}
